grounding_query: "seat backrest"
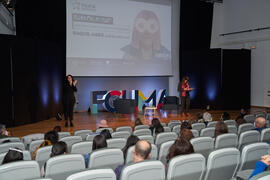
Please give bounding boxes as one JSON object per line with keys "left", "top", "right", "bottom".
{"left": 60, "top": 136, "right": 82, "bottom": 153}
{"left": 35, "top": 146, "right": 52, "bottom": 168}
{"left": 190, "top": 137, "right": 214, "bottom": 159}
{"left": 224, "top": 120, "right": 237, "bottom": 126}
{"left": 120, "top": 160, "right": 165, "bottom": 180}
{"left": 207, "top": 121, "right": 218, "bottom": 127}
{"left": 155, "top": 132, "right": 178, "bottom": 147}
{"left": 116, "top": 126, "right": 132, "bottom": 133}
{"left": 0, "top": 150, "right": 31, "bottom": 164}
{"left": 238, "top": 123, "right": 254, "bottom": 134}
{"left": 204, "top": 148, "right": 240, "bottom": 180}
{"left": 238, "top": 130, "right": 260, "bottom": 149}
{"left": 71, "top": 141, "right": 93, "bottom": 155}
{"left": 192, "top": 123, "right": 206, "bottom": 132}
{"left": 45, "top": 154, "right": 85, "bottom": 177}
{"left": 112, "top": 131, "right": 131, "bottom": 139}
{"left": 74, "top": 130, "right": 92, "bottom": 141}
{"left": 244, "top": 115, "right": 255, "bottom": 124}
{"left": 133, "top": 129, "right": 151, "bottom": 136}
{"left": 200, "top": 127, "right": 215, "bottom": 137}
{"left": 134, "top": 125, "right": 149, "bottom": 131}
{"left": 214, "top": 133, "right": 238, "bottom": 149}
{"left": 167, "top": 153, "right": 205, "bottom": 180}
{"left": 86, "top": 133, "right": 98, "bottom": 141}
{"left": 260, "top": 128, "right": 270, "bottom": 142}
{"left": 238, "top": 142, "right": 270, "bottom": 171}
{"left": 163, "top": 126, "right": 171, "bottom": 132}
{"left": 58, "top": 132, "right": 71, "bottom": 139}
{"left": 172, "top": 125, "right": 181, "bottom": 135}
{"left": 138, "top": 135, "right": 154, "bottom": 144}
{"left": 0, "top": 137, "right": 21, "bottom": 144}
{"left": 191, "top": 129, "right": 199, "bottom": 138}
{"left": 66, "top": 169, "right": 116, "bottom": 180}
{"left": 158, "top": 140, "right": 175, "bottom": 164}
{"left": 0, "top": 142, "right": 25, "bottom": 154}
{"left": 168, "top": 121, "right": 181, "bottom": 129}
{"left": 160, "top": 123, "right": 167, "bottom": 127}
{"left": 89, "top": 148, "right": 124, "bottom": 169}
{"left": 125, "top": 144, "right": 158, "bottom": 165}
{"left": 228, "top": 125, "right": 238, "bottom": 134}
{"left": 256, "top": 113, "right": 266, "bottom": 118}
{"left": 29, "top": 139, "right": 44, "bottom": 157}
{"left": 0, "top": 161, "right": 40, "bottom": 180}
{"left": 96, "top": 128, "right": 113, "bottom": 134}
{"left": 21, "top": 133, "right": 44, "bottom": 149}
{"left": 107, "top": 138, "right": 127, "bottom": 149}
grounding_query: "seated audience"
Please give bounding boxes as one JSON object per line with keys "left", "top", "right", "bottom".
{"left": 149, "top": 118, "right": 161, "bottom": 135}
{"left": 249, "top": 155, "right": 270, "bottom": 179}
{"left": 84, "top": 134, "right": 107, "bottom": 167}
{"left": 180, "top": 121, "right": 192, "bottom": 132}
{"left": 213, "top": 121, "right": 228, "bottom": 138}
{"left": 166, "top": 137, "right": 194, "bottom": 163}
{"left": 122, "top": 135, "right": 140, "bottom": 161}
{"left": 253, "top": 117, "right": 267, "bottom": 133}
{"left": 33, "top": 130, "right": 59, "bottom": 159}
{"left": 2, "top": 148, "right": 23, "bottom": 164}
{"left": 100, "top": 129, "right": 112, "bottom": 139}
{"left": 180, "top": 129, "right": 194, "bottom": 141}
{"left": 236, "top": 117, "right": 247, "bottom": 126}
{"left": 239, "top": 108, "right": 248, "bottom": 118}
{"left": 134, "top": 118, "right": 143, "bottom": 127}
{"left": 154, "top": 124, "right": 164, "bottom": 136}
{"left": 0, "top": 124, "right": 9, "bottom": 139}
{"left": 115, "top": 140, "right": 152, "bottom": 180}
{"left": 53, "top": 126, "right": 61, "bottom": 133}
{"left": 221, "top": 112, "right": 231, "bottom": 121}
{"left": 98, "top": 119, "right": 109, "bottom": 128}
{"left": 197, "top": 113, "right": 204, "bottom": 122}
{"left": 202, "top": 112, "right": 213, "bottom": 125}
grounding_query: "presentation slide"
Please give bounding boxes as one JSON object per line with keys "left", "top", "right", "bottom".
{"left": 67, "top": 0, "right": 172, "bottom": 76}
{"left": 0, "top": 3, "right": 16, "bottom": 35}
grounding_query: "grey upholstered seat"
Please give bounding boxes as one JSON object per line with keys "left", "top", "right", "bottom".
{"left": 158, "top": 140, "right": 175, "bottom": 164}
{"left": 66, "top": 169, "right": 116, "bottom": 180}
{"left": 74, "top": 130, "right": 92, "bottom": 141}
{"left": 116, "top": 126, "right": 132, "bottom": 133}
{"left": 260, "top": 128, "right": 270, "bottom": 142}
{"left": 190, "top": 137, "right": 214, "bottom": 159}
{"left": 107, "top": 138, "right": 127, "bottom": 149}
{"left": 238, "top": 123, "right": 254, "bottom": 135}
{"left": 207, "top": 121, "right": 218, "bottom": 127}
{"left": 214, "top": 133, "right": 238, "bottom": 149}
{"left": 58, "top": 132, "right": 71, "bottom": 139}
{"left": 155, "top": 132, "right": 178, "bottom": 147}
{"left": 71, "top": 141, "right": 93, "bottom": 154}
{"left": 138, "top": 135, "right": 154, "bottom": 144}
{"left": 0, "top": 142, "right": 25, "bottom": 154}
{"left": 112, "top": 131, "right": 131, "bottom": 139}
{"left": 60, "top": 136, "right": 82, "bottom": 153}
{"left": 192, "top": 123, "right": 206, "bottom": 132}
{"left": 35, "top": 145, "right": 52, "bottom": 168}
{"left": 200, "top": 127, "right": 215, "bottom": 137}
{"left": 238, "top": 130, "right": 260, "bottom": 149}
{"left": 134, "top": 125, "right": 149, "bottom": 131}
{"left": 133, "top": 129, "right": 151, "bottom": 136}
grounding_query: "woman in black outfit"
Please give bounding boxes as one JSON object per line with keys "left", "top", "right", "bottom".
{"left": 63, "top": 74, "right": 77, "bottom": 127}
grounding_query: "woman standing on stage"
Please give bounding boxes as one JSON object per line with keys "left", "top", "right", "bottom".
{"left": 178, "top": 76, "right": 192, "bottom": 115}
{"left": 63, "top": 74, "right": 77, "bottom": 127}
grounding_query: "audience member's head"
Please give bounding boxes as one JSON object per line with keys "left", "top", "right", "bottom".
{"left": 122, "top": 135, "right": 140, "bottom": 159}
{"left": 134, "top": 118, "right": 143, "bottom": 126}
{"left": 50, "top": 141, "right": 67, "bottom": 157}
{"left": 2, "top": 148, "right": 23, "bottom": 164}
{"left": 214, "top": 121, "right": 228, "bottom": 138}
{"left": 44, "top": 130, "right": 59, "bottom": 145}
{"left": 133, "top": 140, "right": 152, "bottom": 163}
{"left": 0, "top": 124, "right": 8, "bottom": 136}
{"left": 98, "top": 119, "right": 109, "bottom": 128}
{"left": 180, "top": 129, "right": 194, "bottom": 141}
{"left": 180, "top": 121, "right": 192, "bottom": 132}
{"left": 166, "top": 137, "right": 194, "bottom": 163}
{"left": 254, "top": 117, "right": 266, "bottom": 129}
{"left": 240, "top": 108, "right": 248, "bottom": 117}
{"left": 100, "top": 129, "right": 112, "bottom": 139}
{"left": 203, "top": 112, "right": 212, "bottom": 122}
{"left": 53, "top": 126, "right": 61, "bottom": 133}
{"left": 221, "top": 112, "right": 231, "bottom": 121}
{"left": 154, "top": 124, "right": 164, "bottom": 135}
{"left": 151, "top": 118, "right": 160, "bottom": 128}
{"left": 235, "top": 117, "right": 246, "bottom": 126}
{"left": 92, "top": 134, "right": 107, "bottom": 151}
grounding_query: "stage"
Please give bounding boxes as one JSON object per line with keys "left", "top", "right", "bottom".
{"left": 7, "top": 107, "right": 266, "bottom": 138}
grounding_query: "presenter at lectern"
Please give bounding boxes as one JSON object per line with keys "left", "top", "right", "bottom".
{"left": 178, "top": 76, "right": 193, "bottom": 115}
{"left": 63, "top": 74, "right": 77, "bottom": 127}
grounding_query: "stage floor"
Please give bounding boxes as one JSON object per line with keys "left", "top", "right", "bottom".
{"left": 8, "top": 107, "right": 266, "bottom": 138}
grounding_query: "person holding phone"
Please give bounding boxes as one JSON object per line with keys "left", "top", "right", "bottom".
{"left": 63, "top": 74, "right": 77, "bottom": 127}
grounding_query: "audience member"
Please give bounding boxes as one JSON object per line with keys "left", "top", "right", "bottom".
{"left": 235, "top": 117, "right": 247, "bottom": 126}
{"left": 221, "top": 112, "right": 231, "bottom": 121}
{"left": 154, "top": 124, "right": 164, "bottom": 136}
{"left": 239, "top": 108, "right": 248, "bottom": 118}
{"left": 180, "top": 121, "right": 192, "bottom": 132}
{"left": 249, "top": 155, "right": 270, "bottom": 179}
{"left": 202, "top": 112, "right": 213, "bottom": 125}
{"left": 2, "top": 148, "right": 23, "bottom": 164}
{"left": 166, "top": 137, "right": 194, "bottom": 163}
{"left": 53, "top": 126, "right": 61, "bottom": 133}
{"left": 98, "top": 119, "right": 109, "bottom": 128}
{"left": 180, "top": 129, "right": 194, "bottom": 141}
{"left": 0, "top": 124, "right": 9, "bottom": 139}
{"left": 115, "top": 140, "right": 152, "bottom": 180}
{"left": 149, "top": 118, "right": 161, "bottom": 135}
{"left": 33, "top": 130, "right": 59, "bottom": 159}
{"left": 213, "top": 121, "right": 228, "bottom": 138}
{"left": 197, "top": 113, "right": 203, "bottom": 122}
{"left": 122, "top": 135, "right": 140, "bottom": 161}
{"left": 84, "top": 134, "right": 107, "bottom": 167}
{"left": 254, "top": 117, "right": 267, "bottom": 133}
{"left": 100, "top": 129, "right": 112, "bottom": 139}
{"left": 134, "top": 118, "right": 143, "bottom": 127}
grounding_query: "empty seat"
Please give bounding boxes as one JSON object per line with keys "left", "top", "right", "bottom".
{"left": 192, "top": 123, "right": 206, "bottom": 132}
{"left": 238, "top": 142, "right": 270, "bottom": 171}
{"left": 71, "top": 141, "right": 93, "bottom": 154}
{"left": 138, "top": 135, "right": 154, "bottom": 144}
{"left": 244, "top": 115, "right": 255, "bottom": 124}
{"left": 116, "top": 126, "right": 132, "bottom": 133}
{"left": 134, "top": 125, "right": 149, "bottom": 131}
{"left": 120, "top": 160, "right": 165, "bottom": 180}
{"left": 224, "top": 120, "right": 237, "bottom": 126}
{"left": 74, "top": 130, "right": 92, "bottom": 141}
{"left": 191, "top": 129, "right": 199, "bottom": 138}
{"left": 260, "top": 128, "right": 270, "bottom": 142}
{"left": 228, "top": 125, "right": 238, "bottom": 134}
{"left": 204, "top": 148, "right": 240, "bottom": 180}
{"left": 168, "top": 121, "right": 181, "bottom": 129}
{"left": 214, "top": 133, "right": 238, "bottom": 149}
{"left": 35, "top": 146, "right": 52, "bottom": 168}
{"left": 190, "top": 137, "right": 214, "bottom": 159}
{"left": 0, "top": 150, "right": 31, "bottom": 164}
{"left": 160, "top": 123, "right": 166, "bottom": 127}
{"left": 66, "top": 169, "right": 116, "bottom": 180}
{"left": 158, "top": 140, "right": 175, "bottom": 164}
{"left": 112, "top": 131, "right": 131, "bottom": 139}
{"left": 0, "top": 161, "right": 40, "bottom": 180}
{"left": 238, "top": 130, "right": 260, "bottom": 149}
{"left": 21, "top": 133, "right": 44, "bottom": 149}
{"left": 0, "top": 142, "right": 25, "bottom": 154}
{"left": 86, "top": 133, "right": 98, "bottom": 141}
{"left": 133, "top": 129, "right": 151, "bottom": 136}
{"left": 163, "top": 126, "right": 171, "bottom": 132}
{"left": 0, "top": 137, "right": 21, "bottom": 144}
{"left": 256, "top": 113, "right": 266, "bottom": 118}
{"left": 96, "top": 128, "right": 113, "bottom": 134}
{"left": 200, "top": 127, "right": 215, "bottom": 137}
{"left": 60, "top": 136, "right": 82, "bottom": 153}
{"left": 172, "top": 125, "right": 181, "bottom": 135}
{"left": 125, "top": 144, "right": 158, "bottom": 165}
{"left": 88, "top": 148, "right": 124, "bottom": 169}
{"left": 45, "top": 154, "right": 85, "bottom": 178}
{"left": 107, "top": 138, "right": 127, "bottom": 149}
{"left": 207, "top": 121, "right": 218, "bottom": 127}
{"left": 29, "top": 139, "right": 44, "bottom": 157}
{"left": 155, "top": 132, "right": 178, "bottom": 147}
{"left": 58, "top": 132, "right": 71, "bottom": 139}
{"left": 238, "top": 123, "right": 254, "bottom": 135}
{"left": 167, "top": 153, "right": 205, "bottom": 180}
